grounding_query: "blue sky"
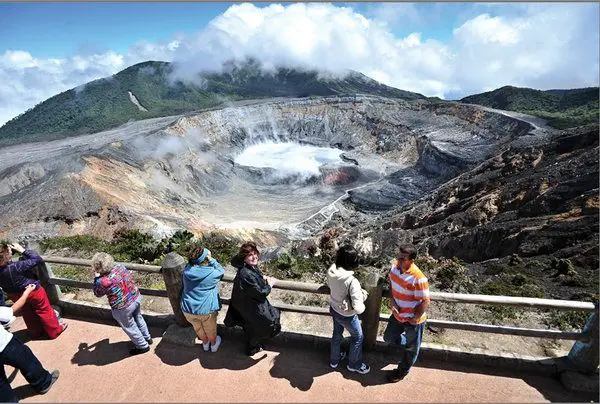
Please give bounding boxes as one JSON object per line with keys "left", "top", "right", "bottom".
{"left": 0, "top": 3, "right": 234, "bottom": 57}
{"left": 0, "top": 2, "right": 598, "bottom": 126}
{"left": 0, "top": 2, "right": 484, "bottom": 58}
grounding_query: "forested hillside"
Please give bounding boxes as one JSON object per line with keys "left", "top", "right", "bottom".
{"left": 0, "top": 60, "right": 424, "bottom": 145}
{"left": 460, "top": 85, "right": 599, "bottom": 129}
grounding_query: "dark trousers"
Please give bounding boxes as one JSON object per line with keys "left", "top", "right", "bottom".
{"left": 244, "top": 323, "right": 281, "bottom": 353}
{"left": 8, "top": 287, "right": 62, "bottom": 339}
{"left": 0, "top": 337, "right": 52, "bottom": 402}
{"left": 383, "top": 315, "right": 425, "bottom": 373}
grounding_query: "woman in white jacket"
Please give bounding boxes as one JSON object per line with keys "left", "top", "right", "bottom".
{"left": 327, "top": 245, "right": 370, "bottom": 374}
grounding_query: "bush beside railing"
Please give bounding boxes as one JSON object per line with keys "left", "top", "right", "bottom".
{"left": 38, "top": 254, "right": 599, "bottom": 374}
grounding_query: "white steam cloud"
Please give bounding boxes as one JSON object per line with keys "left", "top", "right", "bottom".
{"left": 0, "top": 3, "right": 598, "bottom": 127}
{"left": 235, "top": 141, "right": 342, "bottom": 181}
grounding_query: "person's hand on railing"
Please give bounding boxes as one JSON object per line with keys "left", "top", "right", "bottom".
{"left": 264, "top": 276, "right": 276, "bottom": 287}
{"left": 9, "top": 243, "right": 25, "bottom": 254}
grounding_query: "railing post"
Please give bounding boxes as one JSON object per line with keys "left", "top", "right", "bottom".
{"left": 360, "top": 268, "right": 384, "bottom": 350}
{"left": 36, "top": 261, "right": 61, "bottom": 305}
{"left": 567, "top": 304, "right": 599, "bottom": 374}
{"left": 161, "top": 252, "right": 190, "bottom": 327}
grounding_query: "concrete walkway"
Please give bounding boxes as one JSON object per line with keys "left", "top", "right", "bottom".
{"left": 4, "top": 316, "right": 593, "bottom": 402}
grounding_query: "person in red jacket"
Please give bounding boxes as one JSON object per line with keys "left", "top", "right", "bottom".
{"left": 0, "top": 242, "right": 67, "bottom": 339}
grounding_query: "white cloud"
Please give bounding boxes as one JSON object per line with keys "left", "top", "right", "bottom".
{"left": 0, "top": 2, "right": 598, "bottom": 127}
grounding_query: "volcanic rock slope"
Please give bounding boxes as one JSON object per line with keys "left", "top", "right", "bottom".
{"left": 0, "top": 95, "right": 597, "bottom": 296}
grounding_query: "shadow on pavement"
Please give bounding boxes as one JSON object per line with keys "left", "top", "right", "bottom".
{"left": 154, "top": 335, "right": 267, "bottom": 371}
{"left": 268, "top": 340, "right": 393, "bottom": 391}
{"left": 417, "top": 357, "right": 598, "bottom": 403}
{"left": 70, "top": 339, "right": 132, "bottom": 366}
{"left": 13, "top": 384, "right": 38, "bottom": 401}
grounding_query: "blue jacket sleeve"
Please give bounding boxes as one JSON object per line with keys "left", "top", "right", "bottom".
{"left": 209, "top": 259, "right": 225, "bottom": 279}
{"left": 13, "top": 249, "right": 44, "bottom": 274}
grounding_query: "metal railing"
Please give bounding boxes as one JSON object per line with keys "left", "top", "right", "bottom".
{"left": 39, "top": 254, "right": 596, "bottom": 346}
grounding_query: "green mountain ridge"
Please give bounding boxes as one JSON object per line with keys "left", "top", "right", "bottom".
{"left": 0, "top": 60, "right": 424, "bottom": 145}
{"left": 460, "top": 85, "right": 599, "bottom": 129}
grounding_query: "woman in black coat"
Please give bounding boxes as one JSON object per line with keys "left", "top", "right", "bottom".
{"left": 224, "top": 241, "right": 281, "bottom": 356}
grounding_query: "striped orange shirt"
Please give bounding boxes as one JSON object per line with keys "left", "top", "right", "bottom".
{"left": 389, "top": 260, "right": 430, "bottom": 324}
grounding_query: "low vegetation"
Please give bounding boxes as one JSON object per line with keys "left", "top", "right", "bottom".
{"left": 460, "top": 85, "right": 599, "bottom": 129}
{"left": 0, "top": 59, "right": 423, "bottom": 145}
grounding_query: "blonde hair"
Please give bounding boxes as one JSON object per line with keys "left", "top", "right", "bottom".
{"left": 91, "top": 252, "right": 115, "bottom": 275}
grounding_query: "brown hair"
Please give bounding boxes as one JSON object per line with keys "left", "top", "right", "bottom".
{"left": 0, "top": 242, "right": 9, "bottom": 266}
{"left": 238, "top": 241, "right": 259, "bottom": 260}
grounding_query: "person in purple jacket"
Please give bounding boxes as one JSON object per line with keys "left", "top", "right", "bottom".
{"left": 0, "top": 242, "right": 66, "bottom": 339}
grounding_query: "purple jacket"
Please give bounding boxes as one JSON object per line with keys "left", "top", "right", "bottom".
{"left": 0, "top": 249, "right": 43, "bottom": 293}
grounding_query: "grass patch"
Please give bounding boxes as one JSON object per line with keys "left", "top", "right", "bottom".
{"left": 51, "top": 265, "right": 91, "bottom": 293}
{"left": 263, "top": 254, "right": 325, "bottom": 280}
{"left": 40, "top": 235, "right": 108, "bottom": 253}
{"left": 545, "top": 310, "right": 590, "bottom": 331}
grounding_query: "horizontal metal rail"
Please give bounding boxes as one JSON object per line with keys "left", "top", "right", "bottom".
{"left": 43, "top": 256, "right": 161, "bottom": 273}
{"left": 48, "top": 275, "right": 587, "bottom": 340}
{"left": 45, "top": 255, "right": 597, "bottom": 311}
{"left": 50, "top": 277, "right": 168, "bottom": 297}
{"left": 379, "top": 314, "right": 582, "bottom": 340}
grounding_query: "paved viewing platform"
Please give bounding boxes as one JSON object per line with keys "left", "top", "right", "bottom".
{"left": 5, "top": 316, "right": 595, "bottom": 402}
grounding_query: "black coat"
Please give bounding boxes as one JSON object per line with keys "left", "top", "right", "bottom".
{"left": 224, "top": 263, "right": 280, "bottom": 340}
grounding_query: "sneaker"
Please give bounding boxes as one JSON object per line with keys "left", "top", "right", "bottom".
{"left": 2, "top": 316, "right": 16, "bottom": 329}
{"left": 129, "top": 346, "right": 150, "bottom": 356}
{"left": 210, "top": 335, "right": 222, "bottom": 352}
{"left": 329, "top": 351, "right": 347, "bottom": 368}
{"left": 39, "top": 370, "right": 60, "bottom": 394}
{"left": 386, "top": 368, "right": 408, "bottom": 383}
{"left": 146, "top": 338, "right": 153, "bottom": 345}
{"left": 347, "top": 363, "right": 370, "bottom": 374}
{"left": 202, "top": 340, "right": 210, "bottom": 351}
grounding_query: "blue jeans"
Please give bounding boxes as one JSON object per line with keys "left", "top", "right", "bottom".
{"left": 0, "top": 336, "right": 53, "bottom": 402}
{"left": 111, "top": 297, "right": 151, "bottom": 349}
{"left": 383, "top": 315, "right": 425, "bottom": 373}
{"left": 329, "top": 307, "right": 363, "bottom": 369}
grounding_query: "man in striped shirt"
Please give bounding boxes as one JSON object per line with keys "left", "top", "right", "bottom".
{"left": 384, "top": 244, "right": 430, "bottom": 383}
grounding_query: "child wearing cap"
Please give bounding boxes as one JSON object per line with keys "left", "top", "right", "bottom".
{"left": 181, "top": 244, "right": 225, "bottom": 352}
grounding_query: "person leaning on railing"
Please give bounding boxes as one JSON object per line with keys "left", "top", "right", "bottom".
{"left": 180, "top": 243, "right": 225, "bottom": 353}
{"left": 91, "top": 252, "right": 152, "bottom": 355}
{"left": 224, "top": 241, "right": 281, "bottom": 356}
{"left": 384, "top": 243, "right": 430, "bottom": 383}
{"left": 0, "top": 242, "right": 67, "bottom": 340}
{"left": 0, "top": 284, "right": 60, "bottom": 401}
{"left": 327, "top": 244, "right": 370, "bottom": 375}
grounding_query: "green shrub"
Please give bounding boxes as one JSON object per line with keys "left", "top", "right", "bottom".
{"left": 110, "top": 229, "right": 161, "bottom": 262}
{"left": 40, "top": 235, "right": 108, "bottom": 253}
{"left": 546, "top": 310, "right": 589, "bottom": 331}
{"left": 199, "top": 233, "right": 240, "bottom": 265}
{"left": 51, "top": 265, "right": 91, "bottom": 293}
{"left": 433, "top": 258, "right": 473, "bottom": 292}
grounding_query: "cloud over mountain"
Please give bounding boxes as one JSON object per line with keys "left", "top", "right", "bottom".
{"left": 1, "top": 2, "right": 598, "bottom": 126}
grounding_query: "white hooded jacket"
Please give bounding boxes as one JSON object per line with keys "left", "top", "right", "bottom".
{"left": 327, "top": 264, "right": 367, "bottom": 317}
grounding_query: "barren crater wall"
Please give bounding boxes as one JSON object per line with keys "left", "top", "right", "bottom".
{"left": 0, "top": 96, "right": 536, "bottom": 242}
